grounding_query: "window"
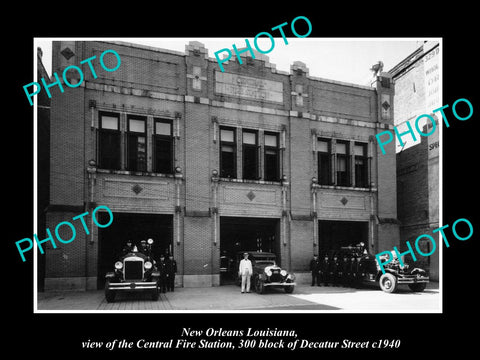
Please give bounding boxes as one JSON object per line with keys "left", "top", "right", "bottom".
{"left": 99, "top": 112, "right": 121, "bottom": 170}
{"left": 336, "top": 141, "right": 350, "bottom": 186}
{"left": 354, "top": 143, "right": 368, "bottom": 188}
{"left": 264, "top": 132, "right": 279, "bottom": 181}
{"left": 127, "top": 116, "right": 147, "bottom": 172}
{"left": 242, "top": 130, "right": 259, "bottom": 180}
{"left": 220, "top": 127, "right": 236, "bottom": 178}
{"left": 317, "top": 138, "right": 331, "bottom": 185}
{"left": 153, "top": 119, "right": 174, "bottom": 174}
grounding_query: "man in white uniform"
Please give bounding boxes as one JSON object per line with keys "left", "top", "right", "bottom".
{"left": 238, "top": 252, "right": 253, "bottom": 293}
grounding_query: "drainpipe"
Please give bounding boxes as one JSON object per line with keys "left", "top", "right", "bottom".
{"left": 311, "top": 177, "right": 318, "bottom": 252}
{"left": 211, "top": 169, "right": 219, "bottom": 246}
{"left": 174, "top": 166, "right": 183, "bottom": 246}
{"left": 211, "top": 169, "right": 220, "bottom": 285}
{"left": 86, "top": 159, "right": 97, "bottom": 289}
{"left": 281, "top": 175, "right": 290, "bottom": 270}
{"left": 368, "top": 137, "right": 378, "bottom": 253}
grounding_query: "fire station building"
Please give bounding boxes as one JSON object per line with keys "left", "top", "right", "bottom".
{"left": 42, "top": 40, "right": 399, "bottom": 290}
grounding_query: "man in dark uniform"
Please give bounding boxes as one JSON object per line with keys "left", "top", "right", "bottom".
{"left": 335, "top": 253, "right": 343, "bottom": 286}
{"left": 122, "top": 240, "right": 134, "bottom": 255}
{"left": 355, "top": 255, "right": 365, "bottom": 288}
{"left": 341, "top": 254, "right": 348, "bottom": 287}
{"left": 351, "top": 256, "right": 360, "bottom": 288}
{"left": 165, "top": 254, "right": 177, "bottom": 292}
{"left": 320, "top": 253, "right": 330, "bottom": 286}
{"left": 309, "top": 255, "right": 320, "bottom": 286}
{"left": 340, "top": 254, "right": 348, "bottom": 287}
{"left": 139, "top": 240, "right": 149, "bottom": 255}
{"left": 347, "top": 256, "right": 356, "bottom": 287}
{"left": 344, "top": 256, "right": 350, "bottom": 287}
{"left": 330, "top": 253, "right": 340, "bottom": 287}
{"left": 157, "top": 254, "right": 167, "bottom": 293}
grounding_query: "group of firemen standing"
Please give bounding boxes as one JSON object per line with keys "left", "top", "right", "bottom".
{"left": 309, "top": 244, "right": 368, "bottom": 288}
{"left": 122, "top": 239, "right": 177, "bottom": 293}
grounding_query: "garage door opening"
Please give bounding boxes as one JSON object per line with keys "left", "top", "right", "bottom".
{"left": 318, "top": 220, "right": 368, "bottom": 255}
{"left": 97, "top": 213, "right": 173, "bottom": 289}
{"left": 219, "top": 217, "right": 280, "bottom": 285}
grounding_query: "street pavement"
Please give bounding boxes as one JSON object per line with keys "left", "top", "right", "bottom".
{"left": 36, "top": 282, "right": 440, "bottom": 312}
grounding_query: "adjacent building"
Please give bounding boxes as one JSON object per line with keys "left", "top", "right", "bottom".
{"left": 41, "top": 40, "right": 400, "bottom": 290}
{"left": 389, "top": 41, "right": 440, "bottom": 281}
{"left": 37, "top": 46, "right": 51, "bottom": 291}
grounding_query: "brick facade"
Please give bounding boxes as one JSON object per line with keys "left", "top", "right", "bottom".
{"left": 395, "top": 123, "right": 440, "bottom": 280}
{"left": 42, "top": 40, "right": 400, "bottom": 290}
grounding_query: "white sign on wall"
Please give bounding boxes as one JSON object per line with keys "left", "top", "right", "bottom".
{"left": 215, "top": 72, "right": 284, "bottom": 103}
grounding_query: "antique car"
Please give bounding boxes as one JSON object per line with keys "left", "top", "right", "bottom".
{"left": 104, "top": 239, "right": 161, "bottom": 302}
{"left": 336, "top": 245, "right": 429, "bottom": 293}
{"left": 236, "top": 251, "right": 296, "bottom": 294}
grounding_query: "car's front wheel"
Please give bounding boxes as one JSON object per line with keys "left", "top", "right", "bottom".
{"left": 284, "top": 285, "right": 294, "bottom": 294}
{"left": 379, "top": 273, "right": 398, "bottom": 293}
{"left": 105, "top": 280, "right": 116, "bottom": 303}
{"left": 150, "top": 278, "right": 160, "bottom": 301}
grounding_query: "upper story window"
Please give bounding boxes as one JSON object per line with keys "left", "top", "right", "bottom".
{"left": 317, "top": 138, "right": 331, "bottom": 185}
{"left": 99, "top": 112, "right": 121, "bottom": 170}
{"left": 127, "top": 116, "right": 147, "bottom": 172}
{"left": 153, "top": 119, "right": 174, "bottom": 174}
{"left": 242, "top": 130, "right": 259, "bottom": 180}
{"left": 336, "top": 140, "right": 350, "bottom": 187}
{"left": 264, "top": 132, "right": 280, "bottom": 181}
{"left": 354, "top": 142, "right": 368, "bottom": 188}
{"left": 220, "top": 127, "right": 236, "bottom": 178}
{"left": 97, "top": 111, "right": 178, "bottom": 175}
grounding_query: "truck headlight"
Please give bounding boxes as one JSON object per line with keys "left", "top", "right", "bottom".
{"left": 115, "top": 261, "right": 123, "bottom": 270}
{"left": 265, "top": 269, "right": 272, "bottom": 277}
{"left": 287, "top": 274, "right": 295, "bottom": 280}
{"left": 144, "top": 261, "right": 153, "bottom": 270}
{"left": 280, "top": 270, "right": 287, "bottom": 276}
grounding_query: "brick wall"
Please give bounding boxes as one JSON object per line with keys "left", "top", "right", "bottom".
{"left": 397, "top": 138, "right": 429, "bottom": 224}
{"left": 396, "top": 131, "right": 439, "bottom": 279}
{"left": 183, "top": 216, "right": 212, "bottom": 275}
{"left": 289, "top": 116, "right": 313, "bottom": 214}
{"left": 49, "top": 86, "right": 85, "bottom": 207}
{"left": 290, "top": 220, "right": 314, "bottom": 271}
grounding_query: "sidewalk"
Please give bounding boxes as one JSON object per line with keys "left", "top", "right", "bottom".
{"left": 36, "top": 282, "right": 440, "bottom": 312}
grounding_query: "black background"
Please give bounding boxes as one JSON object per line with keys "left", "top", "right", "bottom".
{"left": 6, "top": 5, "right": 478, "bottom": 356}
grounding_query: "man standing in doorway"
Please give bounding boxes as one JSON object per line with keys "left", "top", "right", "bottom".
{"left": 158, "top": 254, "right": 167, "bottom": 293}
{"left": 309, "top": 254, "right": 320, "bottom": 286}
{"left": 238, "top": 252, "right": 253, "bottom": 293}
{"left": 165, "top": 254, "right": 177, "bottom": 292}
